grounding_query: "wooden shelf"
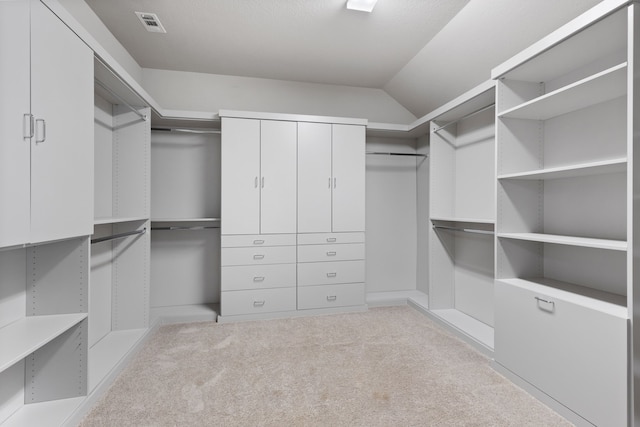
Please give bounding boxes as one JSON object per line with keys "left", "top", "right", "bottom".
{"left": 94, "top": 216, "right": 148, "bottom": 226}
{"left": 0, "top": 314, "right": 87, "bottom": 373}
{"left": 497, "top": 232, "right": 626, "bottom": 251}
{"left": 498, "top": 277, "right": 627, "bottom": 317}
{"left": 498, "top": 158, "right": 627, "bottom": 180}
{"left": 2, "top": 396, "right": 85, "bottom": 427}
{"left": 498, "top": 63, "right": 626, "bottom": 120}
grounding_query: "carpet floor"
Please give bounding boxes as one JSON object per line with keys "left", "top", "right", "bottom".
{"left": 79, "top": 306, "right": 572, "bottom": 426}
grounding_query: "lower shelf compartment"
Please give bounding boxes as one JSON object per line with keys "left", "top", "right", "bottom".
{"left": 88, "top": 329, "right": 148, "bottom": 392}
{"left": 150, "top": 303, "right": 219, "bottom": 325}
{"left": 429, "top": 309, "right": 494, "bottom": 351}
{"left": 3, "top": 396, "right": 85, "bottom": 427}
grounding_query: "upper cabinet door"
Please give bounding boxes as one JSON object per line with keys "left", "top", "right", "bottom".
{"left": 0, "top": 0, "right": 30, "bottom": 248}
{"left": 260, "top": 120, "right": 297, "bottom": 234}
{"left": 298, "top": 122, "right": 332, "bottom": 233}
{"left": 221, "top": 117, "right": 261, "bottom": 235}
{"left": 332, "top": 124, "right": 365, "bottom": 232}
{"left": 30, "top": 0, "right": 94, "bottom": 243}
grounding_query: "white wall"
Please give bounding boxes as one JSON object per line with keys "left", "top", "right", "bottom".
{"left": 365, "top": 137, "right": 419, "bottom": 293}
{"left": 384, "top": 0, "right": 603, "bottom": 117}
{"left": 142, "top": 68, "right": 417, "bottom": 124}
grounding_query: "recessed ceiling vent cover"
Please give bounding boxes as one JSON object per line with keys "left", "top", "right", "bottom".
{"left": 135, "top": 12, "right": 167, "bottom": 33}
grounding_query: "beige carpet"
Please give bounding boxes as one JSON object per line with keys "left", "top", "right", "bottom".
{"left": 79, "top": 306, "right": 572, "bottom": 426}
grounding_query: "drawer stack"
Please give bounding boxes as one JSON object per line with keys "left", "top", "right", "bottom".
{"left": 297, "top": 233, "right": 365, "bottom": 310}
{"left": 221, "top": 234, "right": 297, "bottom": 316}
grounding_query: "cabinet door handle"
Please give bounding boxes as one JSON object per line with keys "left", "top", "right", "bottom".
{"left": 534, "top": 296, "right": 554, "bottom": 305}
{"left": 261, "top": 177, "right": 265, "bottom": 188}
{"left": 333, "top": 177, "right": 337, "bottom": 188}
{"left": 253, "top": 276, "right": 265, "bottom": 282}
{"left": 328, "top": 177, "right": 331, "bottom": 189}
{"left": 254, "top": 177, "right": 258, "bottom": 188}
{"left": 35, "top": 118, "right": 46, "bottom": 143}
{"left": 327, "top": 251, "right": 337, "bottom": 256}
{"left": 327, "top": 272, "right": 337, "bottom": 278}
{"left": 326, "top": 238, "right": 337, "bottom": 242}
{"left": 534, "top": 296, "right": 555, "bottom": 312}
{"left": 253, "top": 239, "right": 265, "bottom": 245}
{"left": 326, "top": 295, "right": 337, "bottom": 301}
{"left": 253, "top": 300, "right": 266, "bottom": 307}
{"left": 23, "top": 114, "right": 34, "bottom": 139}
{"left": 253, "top": 254, "right": 265, "bottom": 260}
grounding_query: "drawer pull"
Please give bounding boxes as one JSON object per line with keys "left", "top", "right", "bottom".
{"left": 327, "top": 272, "right": 337, "bottom": 278}
{"left": 253, "top": 240, "right": 265, "bottom": 245}
{"left": 327, "top": 251, "right": 337, "bottom": 256}
{"left": 326, "top": 238, "right": 337, "bottom": 242}
{"left": 534, "top": 296, "right": 554, "bottom": 305}
{"left": 253, "top": 276, "right": 265, "bottom": 282}
{"left": 253, "top": 254, "right": 265, "bottom": 260}
{"left": 534, "top": 296, "right": 555, "bottom": 312}
{"left": 327, "top": 295, "right": 337, "bottom": 301}
{"left": 253, "top": 300, "right": 266, "bottom": 307}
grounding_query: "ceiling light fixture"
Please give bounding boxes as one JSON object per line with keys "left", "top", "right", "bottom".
{"left": 346, "top": 0, "right": 378, "bottom": 13}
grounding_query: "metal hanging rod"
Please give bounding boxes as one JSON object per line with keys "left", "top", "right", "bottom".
{"left": 91, "top": 228, "right": 147, "bottom": 244}
{"left": 151, "top": 128, "right": 221, "bottom": 134}
{"left": 151, "top": 226, "right": 220, "bottom": 231}
{"left": 94, "top": 79, "right": 148, "bottom": 122}
{"left": 432, "top": 103, "right": 495, "bottom": 134}
{"left": 432, "top": 225, "right": 494, "bottom": 236}
{"left": 366, "top": 151, "right": 428, "bottom": 157}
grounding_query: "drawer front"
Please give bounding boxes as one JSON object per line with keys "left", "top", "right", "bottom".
{"left": 222, "top": 264, "right": 296, "bottom": 291}
{"left": 495, "top": 281, "right": 627, "bottom": 427}
{"left": 298, "top": 260, "right": 365, "bottom": 287}
{"left": 298, "top": 283, "right": 365, "bottom": 310}
{"left": 221, "top": 234, "right": 296, "bottom": 248}
{"left": 297, "top": 243, "right": 364, "bottom": 263}
{"left": 221, "top": 288, "right": 296, "bottom": 316}
{"left": 297, "top": 232, "right": 365, "bottom": 245}
{"left": 221, "top": 246, "right": 296, "bottom": 266}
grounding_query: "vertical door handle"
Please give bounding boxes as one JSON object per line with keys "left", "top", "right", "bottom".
{"left": 328, "top": 177, "right": 331, "bottom": 189}
{"left": 333, "top": 178, "right": 337, "bottom": 189}
{"left": 35, "top": 119, "right": 46, "bottom": 143}
{"left": 23, "top": 114, "right": 34, "bottom": 139}
{"left": 255, "top": 177, "right": 258, "bottom": 188}
{"left": 261, "top": 177, "right": 265, "bottom": 188}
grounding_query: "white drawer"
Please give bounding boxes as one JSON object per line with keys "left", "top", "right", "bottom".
{"left": 221, "top": 234, "right": 296, "bottom": 248}
{"left": 495, "top": 280, "right": 627, "bottom": 427}
{"left": 222, "top": 287, "right": 296, "bottom": 316}
{"left": 297, "top": 260, "right": 365, "bottom": 286}
{"left": 297, "top": 232, "right": 365, "bottom": 245}
{"left": 222, "top": 264, "right": 296, "bottom": 291}
{"left": 297, "top": 243, "right": 364, "bottom": 263}
{"left": 221, "top": 246, "right": 296, "bottom": 266}
{"left": 298, "top": 283, "right": 365, "bottom": 310}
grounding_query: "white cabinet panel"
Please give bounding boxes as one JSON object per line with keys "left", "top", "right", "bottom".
{"left": 221, "top": 246, "right": 296, "bottom": 266}
{"left": 0, "top": 0, "right": 30, "bottom": 248}
{"left": 332, "top": 125, "right": 365, "bottom": 232}
{"left": 297, "top": 283, "right": 365, "bottom": 310}
{"left": 297, "top": 232, "right": 365, "bottom": 245}
{"left": 222, "top": 264, "right": 296, "bottom": 291}
{"left": 297, "top": 260, "right": 365, "bottom": 286}
{"left": 297, "top": 243, "right": 365, "bottom": 263}
{"left": 221, "top": 117, "right": 260, "bottom": 235}
{"left": 221, "top": 288, "right": 296, "bottom": 316}
{"left": 221, "top": 234, "right": 296, "bottom": 248}
{"left": 30, "top": 0, "right": 93, "bottom": 243}
{"left": 298, "top": 122, "right": 332, "bottom": 233}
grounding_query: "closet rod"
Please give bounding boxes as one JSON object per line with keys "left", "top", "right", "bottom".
{"left": 366, "top": 151, "right": 428, "bottom": 157}
{"left": 151, "top": 226, "right": 220, "bottom": 231}
{"left": 151, "top": 128, "right": 221, "bottom": 134}
{"left": 94, "top": 79, "right": 148, "bottom": 122}
{"left": 432, "top": 225, "right": 494, "bottom": 236}
{"left": 432, "top": 103, "right": 495, "bottom": 134}
{"left": 91, "top": 228, "right": 147, "bottom": 244}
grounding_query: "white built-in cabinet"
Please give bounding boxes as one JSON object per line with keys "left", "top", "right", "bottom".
{"left": 219, "top": 112, "right": 366, "bottom": 321}
{"left": 492, "top": 2, "right": 631, "bottom": 425}
{"left": 428, "top": 82, "right": 496, "bottom": 352}
{"left": 0, "top": 0, "right": 94, "bottom": 425}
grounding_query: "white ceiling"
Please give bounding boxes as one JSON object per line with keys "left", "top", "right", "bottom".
{"left": 84, "top": 0, "right": 470, "bottom": 88}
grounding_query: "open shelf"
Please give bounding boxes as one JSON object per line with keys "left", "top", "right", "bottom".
{"left": 497, "top": 232, "right": 626, "bottom": 251}
{"left": 429, "top": 309, "right": 494, "bottom": 350}
{"left": 151, "top": 218, "right": 220, "bottom": 223}
{"left": 430, "top": 216, "right": 495, "bottom": 225}
{"left": 498, "top": 157, "right": 627, "bottom": 180}
{"left": 94, "top": 216, "right": 149, "bottom": 226}
{"left": 2, "top": 396, "right": 85, "bottom": 427}
{"left": 150, "top": 303, "right": 219, "bottom": 325}
{"left": 498, "top": 277, "right": 626, "bottom": 317}
{"left": 0, "top": 314, "right": 87, "bottom": 373}
{"left": 499, "top": 63, "right": 626, "bottom": 120}
{"left": 88, "top": 329, "right": 147, "bottom": 392}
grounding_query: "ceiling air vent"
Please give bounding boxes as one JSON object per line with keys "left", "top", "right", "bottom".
{"left": 135, "top": 12, "right": 167, "bottom": 33}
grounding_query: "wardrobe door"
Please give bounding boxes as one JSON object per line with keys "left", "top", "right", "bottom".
{"left": 221, "top": 117, "right": 261, "bottom": 234}
{"left": 298, "top": 122, "right": 332, "bottom": 233}
{"left": 260, "top": 120, "right": 297, "bottom": 234}
{"left": 30, "top": 0, "right": 94, "bottom": 243}
{"left": 332, "top": 124, "right": 365, "bottom": 232}
{"left": 0, "top": 0, "right": 30, "bottom": 248}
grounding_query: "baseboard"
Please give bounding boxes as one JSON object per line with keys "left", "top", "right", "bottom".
{"left": 217, "top": 305, "right": 368, "bottom": 324}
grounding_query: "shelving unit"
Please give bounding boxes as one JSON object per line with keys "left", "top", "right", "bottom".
{"left": 492, "top": 2, "right": 631, "bottom": 425}
{"left": 150, "top": 127, "right": 221, "bottom": 323}
{"left": 428, "top": 81, "right": 496, "bottom": 352}
{"left": 89, "top": 61, "right": 151, "bottom": 395}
